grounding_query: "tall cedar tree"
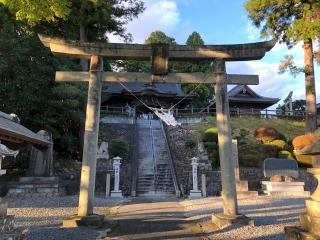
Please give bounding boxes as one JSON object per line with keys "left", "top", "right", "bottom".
{"left": 0, "top": 1, "right": 145, "bottom": 160}
{"left": 245, "top": 0, "right": 320, "bottom": 133}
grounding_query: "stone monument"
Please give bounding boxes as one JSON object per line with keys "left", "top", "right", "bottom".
{"left": 285, "top": 141, "right": 320, "bottom": 239}
{"left": 232, "top": 139, "right": 258, "bottom": 198}
{"left": 110, "top": 156, "right": 123, "bottom": 198}
{"left": 261, "top": 158, "right": 309, "bottom": 197}
{"left": 284, "top": 91, "right": 293, "bottom": 116}
{"left": 189, "top": 157, "right": 202, "bottom": 198}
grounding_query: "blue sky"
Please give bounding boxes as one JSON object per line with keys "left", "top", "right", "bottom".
{"left": 109, "top": 0, "right": 319, "bottom": 108}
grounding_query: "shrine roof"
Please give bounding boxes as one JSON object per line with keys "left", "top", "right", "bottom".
{"left": 105, "top": 83, "right": 188, "bottom": 97}
{"left": 0, "top": 111, "right": 51, "bottom": 148}
{"left": 228, "top": 85, "right": 280, "bottom": 104}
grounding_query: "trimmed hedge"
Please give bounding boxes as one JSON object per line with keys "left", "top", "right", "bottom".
{"left": 292, "top": 134, "right": 318, "bottom": 150}
{"left": 254, "top": 126, "right": 286, "bottom": 143}
{"left": 109, "top": 139, "right": 129, "bottom": 158}
{"left": 278, "top": 150, "right": 294, "bottom": 159}
{"left": 268, "top": 139, "right": 288, "bottom": 150}
{"left": 202, "top": 127, "right": 218, "bottom": 143}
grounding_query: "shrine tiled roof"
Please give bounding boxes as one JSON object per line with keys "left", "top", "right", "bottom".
{"left": 104, "top": 83, "right": 188, "bottom": 97}
{"left": 0, "top": 111, "right": 51, "bottom": 147}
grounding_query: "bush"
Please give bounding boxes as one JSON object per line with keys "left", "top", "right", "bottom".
{"left": 295, "top": 154, "right": 312, "bottom": 166}
{"left": 204, "top": 142, "right": 220, "bottom": 168}
{"left": 202, "top": 127, "right": 218, "bottom": 143}
{"left": 292, "top": 134, "right": 318, "bottom": 150}
{"left": 268, "top": 140, "right": 288, "bottom": 150}
{"left": 254, "top": 126, "right": 286, "bottom": 143}
{"left": 185, "top": 139, "right": 196, "bottom": 149}
{"left": 278, "top": 150, "right": 294, "bottom": 159}
{"left": 109, "top": 139, "right": 129, "bottom": 158}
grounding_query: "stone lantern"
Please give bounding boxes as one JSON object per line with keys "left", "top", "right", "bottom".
{"left": 285, "top": 141, "right": 320, "bottom": 239}
{"left": 189, "top": 157, "right": 202, "bottom": 198}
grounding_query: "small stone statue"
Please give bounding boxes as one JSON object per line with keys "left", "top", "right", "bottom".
{"left": 97, "top": 142, "right": 109, "bottom": 160}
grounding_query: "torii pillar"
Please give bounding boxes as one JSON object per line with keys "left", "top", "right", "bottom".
{"left": 211, "top": 60, "right": 254, "bottom": 228}
{"left": 63, "top": 55, "right": 105, "bottom": 227}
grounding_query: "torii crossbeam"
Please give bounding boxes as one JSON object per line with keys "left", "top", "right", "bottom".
{"left": 39, "top": 34, "right": 275, "bottom": 228}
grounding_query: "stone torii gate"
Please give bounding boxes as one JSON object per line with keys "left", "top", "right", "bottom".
{"left": 39, "top": 35, "right": 275, "bottom": 227}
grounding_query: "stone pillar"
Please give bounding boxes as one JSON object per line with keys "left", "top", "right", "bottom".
{"left": 213, "top": 60, "right": 238, "bottom": 216}
{"left": 111, "top": 156, "right": 123, "bottom": 198}
{"left": 189, "top": 157, "right": 202, "bottom": 198}
{"left": 0, "top": 156, "right": 6, "bottom": 176}
{"left": 232, "top": 139, "right": 240, "bottom": 181}
{"left": 78, "top": 55, "right": 103, "bottom": 217}
{"left": 212, "top": 60, "right": 253, "bottom": 228}
{"left": 201, "top": 174, "right": 207, "bottom": 197}
{"left": 106, "top": 173, "right": 111, "bottom": 198}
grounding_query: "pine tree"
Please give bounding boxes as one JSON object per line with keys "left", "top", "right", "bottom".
{"left": 245, "top": 0, "right": 320, "bottom": 133}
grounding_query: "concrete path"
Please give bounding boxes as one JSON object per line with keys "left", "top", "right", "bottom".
{"left": 108, "top": 197, "right": 207, "bottom": 240}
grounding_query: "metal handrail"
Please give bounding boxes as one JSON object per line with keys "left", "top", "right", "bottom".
{"left": 149, "top": 120, "right": 158, "bottom": 193}
{"left": 130, "top": 117, "right": 138, "bottom": 197}
{"left": 160, "top": 122, "right": 181, "bottom": 197}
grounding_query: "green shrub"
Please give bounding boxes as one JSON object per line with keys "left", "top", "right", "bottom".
{"left": 268, "top": 140, "right": 288, "bottom": 150}
{"left": 202, "top": 127, "right": 218, "bottom": 143}
{"left": 278, "top": 150, "right": 294, "bottom": 159}
{"left": 109, "top": 139, "right": 129, "bottom": 158}
{"left": 185, "top": 139, "right": 196, "bottom": 149}
{"left": 204, "top": 142, "right": 220, "bottom": 168}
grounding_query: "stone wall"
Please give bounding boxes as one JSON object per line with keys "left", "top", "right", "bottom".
{"left": 97, "top": 123, "right": 135, "bottom": 196}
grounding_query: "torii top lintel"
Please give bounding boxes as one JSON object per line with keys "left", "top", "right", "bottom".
{"left": 39, "top": 35, "right": 276, "bottom": 62}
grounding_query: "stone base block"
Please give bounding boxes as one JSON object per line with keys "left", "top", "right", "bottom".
{"left": 0, "top": 216, "right": 14, "bottom": 234}
{"left": 110, "top": 190, "right": 123, "bottom": 198}
{"left": 211, "top": 213, "right": 254, "bottom": 229}
{"left": 236, "top": 180, "right": 249, "bottom": 192}
{"left": 285, "top": 226, "right": 320, "bottom": 240}
{"left": 7, "top": 177, "right": 59, "bottom": 198}
{"left": 189, "top": 190, "right": 202, "bottom": 199}
{"left": 237, "top": 191, "right": 259, "bottom": 198}
{"left": 63, "top": 214, "right": 105, "bottom": 228}
{"left": 261, "top": 181, "right": 310, "bottom": 197}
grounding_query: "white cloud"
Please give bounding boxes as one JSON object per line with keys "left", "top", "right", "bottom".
{"left": 108, "top": 0, "right": 181, "bottom": 43}
{"left": 245, "top": 22, "right": 261, "bottom": 41}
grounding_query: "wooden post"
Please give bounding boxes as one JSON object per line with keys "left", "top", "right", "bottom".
{"left": 214, "top": 60, "right": 238, "bottom": 216}
{"left": 78, "top": 55, "right": 103, "bottom": 217}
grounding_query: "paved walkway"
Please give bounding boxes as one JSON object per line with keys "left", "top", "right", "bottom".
{"left": 8, "top": 195, "right": 308, "bottom": 240}
{"left": 108, "top": 197, "right": 207, "bottom": 240}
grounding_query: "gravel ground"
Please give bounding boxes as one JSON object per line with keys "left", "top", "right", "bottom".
{"left": 7, "top": 196, "right": 127, "bottom": 240}
{"left": 181, "top": 196, "right": 307, "bottom": 240}
{"left": 7, "top": 195, "right": 307, "bottom": 240}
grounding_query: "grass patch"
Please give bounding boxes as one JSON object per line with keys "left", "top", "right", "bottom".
{"left": 188, "top": 116, "right": 305, "bottom": 167}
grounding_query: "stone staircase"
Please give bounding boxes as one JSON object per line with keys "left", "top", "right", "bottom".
{"left": 135, "top": 119, "right": 176, "bottom": 196}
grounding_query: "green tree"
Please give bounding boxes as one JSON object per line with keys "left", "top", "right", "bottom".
{"left": 144, "top": 30, "right": 176, "bottom": 45}
{"left": 245, "top": 0, "right": 320, "bottom": 133}
{"left": 0, "top": 0, "right": 71, "bottom": 23}
{"left": 178, "top": 32, "right": 212, "bottom": 108}
{"left": 186, "top": 31, "right": 204, "bottom": 45}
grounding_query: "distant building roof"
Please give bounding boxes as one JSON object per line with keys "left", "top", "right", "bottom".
{"left": 228, "top": 85, "right": 280, "bottom": 105}
{"left": 0, "top": 111, "right": 51, "bottom": 149}
{"left": 104, "top": 83, "right": 188, "bottom": 97}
